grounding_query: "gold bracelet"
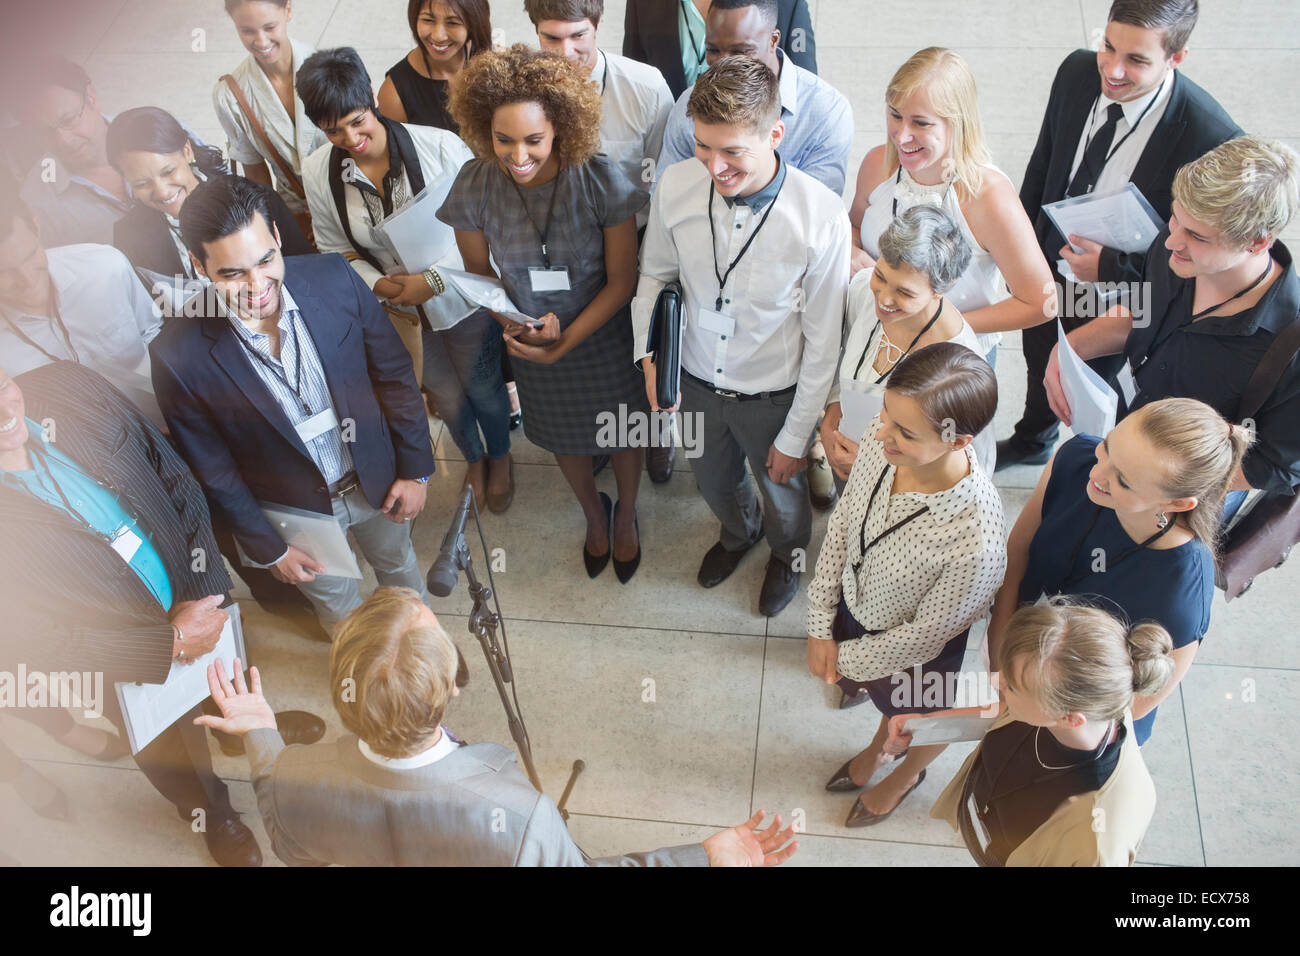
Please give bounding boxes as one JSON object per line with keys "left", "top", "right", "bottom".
{"left": 423, "top": 268, "right": 445, "bottom": 296}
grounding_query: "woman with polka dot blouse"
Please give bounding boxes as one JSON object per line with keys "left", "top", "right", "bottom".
{"left": 806, "top": 343, "right": 1007, "bottom": 827}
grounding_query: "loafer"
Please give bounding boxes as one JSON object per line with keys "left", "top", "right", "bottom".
{"left": 612, "top": 500, "right": 641, "bottom": 584}
{"left": 486, "top": 454, "right": 515, "bottom": 514}
{"left": 218, "top": 710, "right": 326, "bottom": 757}
{"left": 697, "top": 530, "right": 764, "bottom": 588}
{"left": 584, "top": 492, "right": 613, "bottom": 578}
{"left": 994, "top": 437, "right": 1051, "bottom": 471}
{"left": 647, "top": 442, "right": 676, "bottom": 483}
{"left": 844, "top": 769, "right": 926, "bottom": 828}
{"left": 807, "top": 439, "right": 838, "bottom": 511}
{"left": 203, "top": 814, "right": 263, "bottom": 867}
{"left": 759, "top": 557, "right": 799, "bottom": 617}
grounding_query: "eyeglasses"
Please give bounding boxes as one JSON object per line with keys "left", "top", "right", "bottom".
{"left": 44, "top": 89, "right": 89, "bottom": 138}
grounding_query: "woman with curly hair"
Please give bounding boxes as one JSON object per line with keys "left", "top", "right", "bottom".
{"left": 438, "top": 45, "right": 650, "bottom": 582}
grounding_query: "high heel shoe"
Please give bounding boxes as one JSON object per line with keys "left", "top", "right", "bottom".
{"left": 584, "top": 492, "right": 613, "bottom": 578}
{"left": 612, "top": 500, "right": 641, "bottom": 584}
{"left": 844, "top": 769, "right": 926, "bottom": 828}
{"left": 824, "top": 751, "right": 909, "bottom": 791}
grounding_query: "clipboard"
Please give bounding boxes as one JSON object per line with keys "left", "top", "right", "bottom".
{"left": 1043, "top": 182, "right": 1163, "bottom": 255}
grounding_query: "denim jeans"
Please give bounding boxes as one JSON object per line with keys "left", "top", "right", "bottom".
{"left": 422, "top": 310, "right": 512, "bottom": 464}
{"left": 296, "top": 486, "right": 430, "bottom": 630}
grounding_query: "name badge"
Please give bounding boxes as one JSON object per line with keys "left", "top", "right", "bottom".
{"left": 1116, "top": 360, "right": 1138, "bottom": 407}
{"left": 111, "top": 526, "right": 143, "bottom": 563}
{"left": 966, "top": 793, "right": 992, "bottom": 852}
{"left": 697, "top": 307, "right": 736, "bottom": 338}
{"left": 528, "top": 267, "right": 572, "bottom": 293}
{"left": 295, "top": 407, "right": 339, "bottom": 444}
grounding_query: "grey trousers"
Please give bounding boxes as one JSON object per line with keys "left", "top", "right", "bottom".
{"left": 680, "top": 375, "right": 812, "bottom": 566}
{"left": 296, "top": 485, "right": 430, "bottom": 631}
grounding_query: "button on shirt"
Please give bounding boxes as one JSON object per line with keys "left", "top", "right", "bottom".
{"left": 805, "top": 422, "right": 1006, "bottom": 683}
{"left": 1, "top": 418, "right": 172, "bottom": 610}
{"left": 657, "top": 48, "right": 853, "bottom": 195}
{"left": 633, "top": 155, "right": 849, "bottom": 458}
{"left": 223, "top": 286, "right": 353, "bottom": 485}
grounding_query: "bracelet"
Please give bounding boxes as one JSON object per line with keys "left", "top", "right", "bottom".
{"left": 173, "top": 623, "right": 185, "bottom": 662}
{"left": 423, "top": 268, "right": 445, "bottom": 296}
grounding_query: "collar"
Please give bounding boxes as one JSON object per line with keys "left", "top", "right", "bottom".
{"left": 774, "top": 48, "right": 797, "bottom": 119}
{"left": 357, "top": 726, "right": 460, "bottom": 769}
{"left": 889, "top": 445, "right": 985, "bottom": 525}
{"left": 1, "top": 248, "right": 72, "bottom": 326}
{"left": 588, "top": 49, "right": 608, "bottom": 89}
{"left": 721, "top": 152, "right": 786, "bottom": 210}
{"left": 338, "top": 116, "right": 405, "bottom": 194}
{"left": 218, "top": 283, "right": 300, "bottom": 337}
{"left": 1186, "top": 240, "right": 1299, "bottom": 337}
{"left": 0, "top": 418, "right": 51, "bottom": 475}
{"left": 1103, "top": 68, "right": 1172, "bottom": 128}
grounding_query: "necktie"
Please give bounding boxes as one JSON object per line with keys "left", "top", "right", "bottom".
{"left": 1067, "top": 102, "right": 1125, "bottom": 197}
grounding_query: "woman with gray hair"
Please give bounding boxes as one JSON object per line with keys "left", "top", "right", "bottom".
{"left": 821, "top": 204, "right": 997, "bottom": 481}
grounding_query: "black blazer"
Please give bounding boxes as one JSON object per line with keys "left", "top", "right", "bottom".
{"left": 0, "top": 362, "right": 232, "bottom": 684}
{"left": 1020, "top": 50, "right": 1241, "bottom": 287}
{"left": 622, "top": 0, "right": 817, "bottom": 99}
{"left": 149, "top": 253, "right": 436, "bottom": 565}
{"left": 113, "top": 174, "right": 312, "bottom": 280}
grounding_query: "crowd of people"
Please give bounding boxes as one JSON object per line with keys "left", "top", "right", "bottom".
{"left": 0, "top": 0, "right": 1297, "bottom": 868}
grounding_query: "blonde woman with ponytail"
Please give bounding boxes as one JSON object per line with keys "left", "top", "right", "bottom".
{"left": 893, "top": 599, "right": 1176, "bottom": 866}
{"left": 988, "top": 397, "right": 1251, "bottom": 744}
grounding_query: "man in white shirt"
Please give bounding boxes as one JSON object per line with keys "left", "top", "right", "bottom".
{"left": 634, "top": 57, "right": 848, "bottom": 616}
{"left": 0, "top": 188, "right": 164, "bottom": 425}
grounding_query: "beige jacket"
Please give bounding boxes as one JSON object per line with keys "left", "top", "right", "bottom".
{"left": 931, "top": 711, "right": 1156, "bottom": 866}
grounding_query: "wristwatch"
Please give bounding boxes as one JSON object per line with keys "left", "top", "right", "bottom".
{"left": 415, "top": 474, "right": 431, "bottom": 484}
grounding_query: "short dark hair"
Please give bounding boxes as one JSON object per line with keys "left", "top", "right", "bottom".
{"left": 179, "top": 175, "right": 274, "bottom": 267}
{"left": 408, "top": 0, "right": 493, "bottom": 59}
{"left": 709, "top": 0, "right": 779, "bottom": 29}
{"left": 107, "top": 107, "right": 229, "bottom": 178}
{"left": 10, "top": 55, "right": 89, "bottom": 113}
{"left": 886, "top": 342, "right": 998, "bottom": 439}
{"left": 296, "top": 47, "right": 376, "bottom": 129}
{"left": 688, "top": 55, "right": 781, "bottom": 134}
{"left": 1108, "top": 0, "right": 1198, "bottom": 57}
{"left": 524, "top": 0, "right": 604, "bottom": 28}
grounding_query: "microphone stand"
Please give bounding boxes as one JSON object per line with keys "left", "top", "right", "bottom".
{"left": 440, "top": 494, "right": 585, "bottom": 819}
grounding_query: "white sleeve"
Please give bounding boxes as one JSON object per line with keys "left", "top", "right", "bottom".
{"left": 301, "top": 150, "right": 387, "bottom": 291}
{"left": 212, "top": 79, "right": 263, "bottom": 167}
{"left": 631, "top": 182, "right": 680, "bottom": 364}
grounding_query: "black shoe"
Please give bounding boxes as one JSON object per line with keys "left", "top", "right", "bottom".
{"left": 647, "top": 443, "right": 676, "bottom": 483}
{"left": 994, "top": 437, "right": 1052, "bottom": 471}
{"left": 612, "top": 500, "right": 641, "bottom": 584}
{"left": 839, "top": 688, "right": 872, "bottom": 710}
{"left": 508, "top": 409, "right": 522, "bottom": 431}
{"left": 592, "top": 454, "right": 610, "bottom": 476}
{"left": 203, "top": 815, "right": 263, "bottom": 867}
{"left": 824, "top": 759, "right": 863, "bottom": 793}
{"left": 759, "top": 557, "right": 799, "bottom": 617}
{"left": 584, "top": 492, "right": 613, "bottom": 578}
{"left": 697, "top": 530, "right": 764, "bottom": 588}
{"left": 844, "top": 770, "right": 926, "bottom": 828}
{"left": 217, "top": 710, "right": 326, "bottom": 757}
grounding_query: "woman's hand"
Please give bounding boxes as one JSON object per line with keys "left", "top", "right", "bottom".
{"left": 503, "top": 312, "right": 565, "bottom": 364}
{"left": 384, "top": 273, "right": 437, "bottom": 307}
{"left": 885, "top": 713, "right": 919, "bottom": 755}
{"left": 806, "top": 636, "right": 839, "bottom": 685}
{"left": 820, "top": 404, "right": 859, "bottom": 481}
{"left": 504, "top": 311, "right": 560, "bottom": 346}
{"left": 373, "top": 276, "right": 403, "bottom": 301}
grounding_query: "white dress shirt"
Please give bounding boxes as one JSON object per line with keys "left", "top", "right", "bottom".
{"left": 0, "top": 243, "right": 163, "bottom": 425}
{"left": 591, "top": 50, "right": 675, "bottom": 225}
{"left": 806, "top": 421, "right": 1006, "bottom": 683}
{"left": 1067, "top": 68, "right": 1174, "bottom": 194}
{"left": 633, "top": 155, "right": 849, "bottom": 458}
{"left": 303, "top": 122, "right": 477, "bottom": 330}
{"left": 358, "top": 726, "right": 461, "bottom": 769}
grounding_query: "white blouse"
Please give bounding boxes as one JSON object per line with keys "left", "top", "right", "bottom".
{"left": 806, "top": 419, "right": 1007, "bottom": 683}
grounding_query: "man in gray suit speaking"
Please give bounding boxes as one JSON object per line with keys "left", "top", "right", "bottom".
{"left": 197, "top": 587, "right": 799, "bottom": 867}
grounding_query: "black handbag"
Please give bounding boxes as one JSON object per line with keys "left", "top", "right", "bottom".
{"left": 1217, "top": 311, "right": 1300, "bottom": 600}
{"left": 646, "top": 280, "right": 684, "bottom": 409}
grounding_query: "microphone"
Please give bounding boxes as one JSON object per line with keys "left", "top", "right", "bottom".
{"left": 427, "top": 486, "right": 474, "bottom": 598}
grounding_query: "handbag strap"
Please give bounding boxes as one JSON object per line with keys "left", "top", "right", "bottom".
{"left": 221, "top": 74, "right": 306, "bottom": 200}
{"left": 1238, "top": 308, "right": 1300, "bottom": 421}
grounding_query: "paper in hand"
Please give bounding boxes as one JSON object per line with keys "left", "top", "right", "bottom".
{"left": 1056, "top": 320, "right": 1117, "bottom": 438}
{"left": 1043, "top": 182, "right": 1163, "bottom": 255}
{"left": 439, "top": 268, "right": 539, "bottom": 326}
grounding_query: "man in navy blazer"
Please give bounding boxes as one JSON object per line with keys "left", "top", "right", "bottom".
{"left": 150, "top": 176, "right": 436, "bottom": 631}
{"left": 999, "top": 0, "right": 1241, "bottom": 469}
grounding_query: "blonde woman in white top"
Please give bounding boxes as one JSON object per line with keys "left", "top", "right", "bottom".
{"left": 213, "top": 0, "right": 328, "bottom": 216}
{"left": 806, "top": 343, "right": 1006, "bottom": 827}
{"left": 823, "top": 204, "right": 997, "bottom": 481}
{"left": 848, "top": 47, "right": 1055, "bottom": 358}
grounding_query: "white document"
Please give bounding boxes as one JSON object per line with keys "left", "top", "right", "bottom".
{"left": 1056, "top": 320, "right": 1117, "bottom": 438}
{"left": 838, "top": 381, "right": 885, "bottom": 444}
{"left": 1042, "top": 182, "right": 1164, "bottom": 255}
{"left": 374, "top": 181, "right": 458, "bottom": 274}
{"left": 904, "top": 713, "right": 998, "bottom": 747}
{"left": 237, "top": 501, "right": 362, "bottom": 578}
{"left": 115, "top": 604, "right": 247, "bottom": 754}
{"left": 439, "top": 268, "right": 538, "bottom": 326}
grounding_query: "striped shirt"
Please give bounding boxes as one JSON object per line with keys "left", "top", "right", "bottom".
{"left": 223, "top": 287, "right": 353, "bottom": 484}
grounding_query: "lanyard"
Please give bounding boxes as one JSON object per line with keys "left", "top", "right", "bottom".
{"left": 23, "top": 442, "right": 138, "bottom": 542}
{"left": 2, "top": 299, "right": 80, "bottom": 364}
{"left": 1079, "top": 86, "right": 1161, "bottom": 177}
{"left": 1134, "top": 257, "right": 1273, "bottom": 373}
{"left": 707, "top": 172, "right": 786, "bottom": 311}
{"left": 854, "top": 297, "right": 945, "bottom": 382}
{"left": 891, "top": 166, "right": 956, "bottom": 218}
{"left": 852, "top": 463, "right": 929, "bottom": 574}
{"left": 510, "top": 173, "right": 562, "bottom": 269}
{"left": 680, "top": 2, "right": 707, "bottom": 69}
{"left": 234, "top": 314, "right": 313, "bottom": 415}
{"left": 1059, "top": 503, "right": 1175, "bottom": 590}
{"left": 597, "top": 51, "right": 608, "bottom": 97}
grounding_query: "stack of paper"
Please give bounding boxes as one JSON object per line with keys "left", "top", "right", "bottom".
{"left": 1056, "top": 320, "right": 1117, "bottom": 438}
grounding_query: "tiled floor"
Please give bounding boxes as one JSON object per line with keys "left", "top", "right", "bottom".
{"left": 3, "top": 0, "right": 1298, "bottom": 867}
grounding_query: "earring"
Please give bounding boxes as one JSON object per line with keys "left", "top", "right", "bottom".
{"left": 1155, "top": 511, "right": 1169, "bottom": 529}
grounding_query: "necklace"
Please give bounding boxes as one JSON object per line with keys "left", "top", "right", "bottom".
{"left": 1033, "top": 721, "right": 1113, "bottom": 771}
{"left": 873, "top": 297, "right": 945, "bottom": 372}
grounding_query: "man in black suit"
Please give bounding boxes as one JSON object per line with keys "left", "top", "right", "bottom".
{"left": 150, "top": 176, "right": 437, "bottom": 633}
{"left": 0, "top": 360, "right": 323, "bottom": 866}
{"left": 999, "top": 0, "right": 1241, "bottom": 468}
{"left": 623, "top": 0, "right": 816, "bottom": 99}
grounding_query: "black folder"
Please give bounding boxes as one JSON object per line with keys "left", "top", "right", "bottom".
{"left": 646, "top": 280, "right": 684, "bottom": 409}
